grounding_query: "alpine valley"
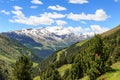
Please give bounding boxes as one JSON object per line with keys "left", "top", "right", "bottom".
{"left": 2, "top": 26, "right": 91, "bottom": 58}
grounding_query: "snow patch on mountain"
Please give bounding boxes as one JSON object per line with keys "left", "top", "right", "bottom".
{"left": 2, "top": 26, "right": 92, "bottom": 58}
{"left": 14, "top": 26, "right": 90, "bottom": 44}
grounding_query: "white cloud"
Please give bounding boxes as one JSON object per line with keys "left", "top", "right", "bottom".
{"left": 31, "top": 0, "right": 43, "bottom": 4}
{"left": 13, "top": 6, "right": 22, "bottom": 11}
{"left": 48, "top": 5, "right": 67, "bottom": 11}
{"left": 67, "top": 25, "right": 110, "bottom": 36}
{"left": 90, "top": 25, "right": 109, "bottom": 34}
{"left": 67, "top": 9, "right": 109, "bottom": 21}
{"left": 81, "top": 25, "right": 109, "bottom": 36}
{"left": 0, "top": 10, "right": 10, "bottom": 15}
{"left": 9, "top": 6, "right": 54, "bottom": 26}
{"left": 41, "top": 12, "right": 66, "bottom": 19}
{"left": 30, "top": 6, "right": 38, "bottom": 9}
{"left": 10, "top": 6, "right": 66, "bottom": 26}
{"left": 69, "top": 0, "right": 88, "bottom": 4}
{"left": 11, "top": 6, "right": 25, "bottom": 20}
{"left": 14, "top": 6, "right": 22, "bottom": 10}
{"left": 56, "top": 20, "right": 67, "bottom": 26}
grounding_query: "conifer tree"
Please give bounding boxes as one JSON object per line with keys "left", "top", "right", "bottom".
{"left": 13, "top": 55, "right": 33, "bottom": 80}
{"left": 41, "top": 63, "right": 61, "bottom": 80}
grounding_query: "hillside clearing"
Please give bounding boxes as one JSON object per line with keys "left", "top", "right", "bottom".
{"left": 58, "top": 64, "right": 72, "bottom": 76}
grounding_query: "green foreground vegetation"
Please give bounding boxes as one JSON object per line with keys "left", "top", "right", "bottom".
{"left": 38, "top": 25, "right": 120, "bottom": 80}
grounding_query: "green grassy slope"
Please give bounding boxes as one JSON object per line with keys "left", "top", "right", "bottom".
{"left": 80, "top": 62, "right": 120, "bottom": 80}
{"left": 56, "top": 49, "right": 66, "bottom": 61}
{"left": 58, "top": 64, "right": 72, "bottom": 76}
{"left": 102, "top": 25, "right": 120, "bottom": 37}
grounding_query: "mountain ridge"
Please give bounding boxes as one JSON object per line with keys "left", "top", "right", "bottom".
{"left": 2, "top": 26, "right": 91, "bottom": 58}
{"left": 102, "top": 25, "right": 120, "bottom": 37}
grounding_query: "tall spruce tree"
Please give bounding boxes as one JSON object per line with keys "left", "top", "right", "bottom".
{"left": 41, "top": 63, "right": 61, "bottom": 80}
{"left": 13, "top": 55, "right": 33, "bottom": 80}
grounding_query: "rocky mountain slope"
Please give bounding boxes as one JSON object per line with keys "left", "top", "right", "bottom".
{"left": 2, "top": 26, "right": 91, "bottom": 58}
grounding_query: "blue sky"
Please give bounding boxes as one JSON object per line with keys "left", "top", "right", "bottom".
{"left": 0, "top": 0, "right": 120, "bottom": 33}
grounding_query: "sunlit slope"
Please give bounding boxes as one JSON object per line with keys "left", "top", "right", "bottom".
{"left": 97, "top": 62, "right": 120, "bottom": 80}
{"left": 102, "top": 25, "right": 120, "bottom": 37}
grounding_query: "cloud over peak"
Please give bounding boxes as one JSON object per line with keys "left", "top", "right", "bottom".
{"left": 90, "top": 25, "right": 109, "bottom": 34}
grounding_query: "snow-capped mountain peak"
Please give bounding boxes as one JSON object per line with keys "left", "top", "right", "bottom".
{"left": 15, "top": 26, "right": 74, "bottom": 35}
{"left": 2, "top": 26, "right": 91, "bottom": 58}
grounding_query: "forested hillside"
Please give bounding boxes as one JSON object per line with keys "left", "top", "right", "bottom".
{"left": 38, "top": 25, "right": 120, "bottom": 80}
{"left": 0, "top": 35, "right": 42, "bottom": 80}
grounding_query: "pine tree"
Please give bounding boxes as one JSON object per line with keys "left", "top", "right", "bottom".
{"left": 41, "top": 63, "right": 61, "bottom": 80}
{"left": 13, "top": 55, "right": 33, "bottom": 80}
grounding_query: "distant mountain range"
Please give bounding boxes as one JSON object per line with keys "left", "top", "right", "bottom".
{"left": 2, "top": 26, "right": 91, "bottom": 58}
